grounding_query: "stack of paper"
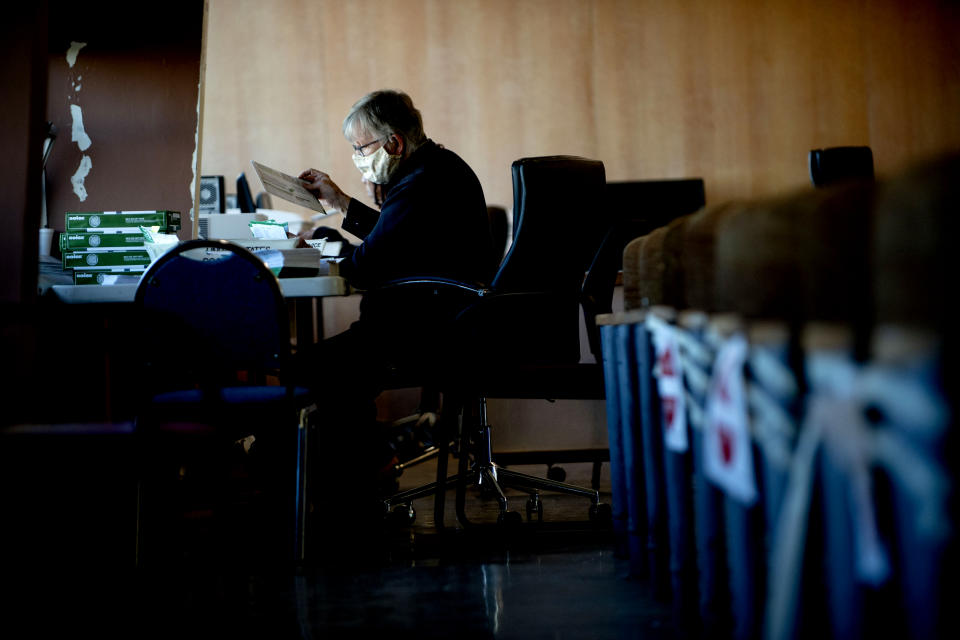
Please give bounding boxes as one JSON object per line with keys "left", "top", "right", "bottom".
{"left": 252, "top": 248, "right": 338, "bottom": 278}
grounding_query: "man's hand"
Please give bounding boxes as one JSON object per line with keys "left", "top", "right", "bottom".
{"left": 298, "top": 168, "right": 351, "bottom": 213}
{"left": 361, "top": 178, "right": 385, "bottom": 208}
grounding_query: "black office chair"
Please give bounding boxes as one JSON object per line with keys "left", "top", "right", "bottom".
{"left": 582, "top": 179, "right": 707, "bottom": 360}
{"left": 495, "top": 178, "right": 708, "bottom": 487}
{"left": 133, "top": 239, "right": 313, "bottom": 567}
{"left": 382, "top": 156, "right": 612, "bottom": 527}
{"left": 237, "top": 172, "right": 257, "bottom": 212}
{"left": 808, "top": 146, "right": 874, "bottom": 187}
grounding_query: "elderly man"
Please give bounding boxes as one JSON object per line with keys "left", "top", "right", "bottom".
{"left": 294, "top": 90, "right": 495, "bottom": 505}
{"left": 299, "top": 89, "right": 493, "bottom": 289}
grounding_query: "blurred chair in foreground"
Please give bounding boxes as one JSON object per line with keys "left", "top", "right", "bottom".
{"left": 134, "top": 239, "right": 313, "bottom": 567}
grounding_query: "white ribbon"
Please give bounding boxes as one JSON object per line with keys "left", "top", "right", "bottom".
{"left": 764, "top": 348, "right": 951, "bottom": 640}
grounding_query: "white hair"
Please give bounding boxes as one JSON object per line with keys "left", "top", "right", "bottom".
{"left": 342, "top": 90, "right": 426, "bottom": 155}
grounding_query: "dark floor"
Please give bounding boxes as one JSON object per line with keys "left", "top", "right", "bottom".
{"left": 3, "top": 452, "right": 678, "bottom": 639}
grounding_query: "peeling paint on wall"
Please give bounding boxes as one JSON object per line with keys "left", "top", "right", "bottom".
{"left": 70, "top": 104, "right": 92, "bottom": 151}
{"left": 190, "top": 81, "right": 201, "bottom": 225}
{"left": 66, "top": 42, "right": 93, "bottom": 202}
{"left": 66, "top": 41, "right": 86, "bottom": 68}
{"left": 71, "top": 155, "right": 93, "bottom": 201}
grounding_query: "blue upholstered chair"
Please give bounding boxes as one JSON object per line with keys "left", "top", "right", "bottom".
{"left": 133, "top": 239, "right": 313, "bottom": 567}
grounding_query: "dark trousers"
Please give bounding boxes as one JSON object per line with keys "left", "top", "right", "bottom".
{"left": 292, "top": 294, "right": 457, "bottom": 496}
{"left": 292, "top": 321, "right": 394, "bottom": 492}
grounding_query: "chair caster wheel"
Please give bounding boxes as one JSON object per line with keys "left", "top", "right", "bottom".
{"left": 589, "top": 502, "right": 612, "bottom": 525}
{"left": 498, "top": 510, "right": 523, "bottom": 527}
{"left": 547, "top": 465, "right": 566, "bottom": 482}
{"left": 387, "top": 504, "right": 415, "bottom": 526}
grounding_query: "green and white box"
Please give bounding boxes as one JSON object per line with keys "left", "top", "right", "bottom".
{"left": 73, "top": 270, "right": 145, "bottom": 285}
{"left": 60, "top": 232, "right": 146, "bottom": 251}
{"left": 63, "top": 249, "right": 153, "bottom": 270}
{"left": 65, "top": 210, "right": 181, "bottom": 232}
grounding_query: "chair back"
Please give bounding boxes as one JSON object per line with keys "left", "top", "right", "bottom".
{"left": 454, "top": 157, "right": 606, "bottom": 366}
{"left": 134, "top": 239, "right": 291, "bottom": 390}
{"left": 492, "top": 156, "right": 607, "bottom": 294}
{"left": 582, "top": 178, "right": 706, "bottom": 359}
{"left": 809, "top": 146, "right": 874, "bottom": 187}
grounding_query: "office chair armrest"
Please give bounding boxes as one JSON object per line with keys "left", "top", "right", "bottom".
{"left": 357, "top": 277, "right": 493, "bottom": 331}
{"left": 375, "top": 276, "right": 492, "bottom": 297}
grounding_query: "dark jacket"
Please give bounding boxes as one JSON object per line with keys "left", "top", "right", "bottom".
{"left": 338, "top": 140, "right": 495, "bottom": 291}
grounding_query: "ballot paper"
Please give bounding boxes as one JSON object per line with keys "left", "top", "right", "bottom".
{"left": 252, "top": 248, "right": 336, "bottom": 278}
{"left": 249, "top": 220, "right": 289, "bottom": 239}
{"left": 252, "top": 161, "right": 328, "bottom": 215}
{"left": 305, "top": 238, "right": 343, "bottom": 257}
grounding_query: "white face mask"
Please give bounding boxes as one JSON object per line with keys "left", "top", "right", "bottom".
{"left": 352, "top": 143, "right": 402, "bottom": 185}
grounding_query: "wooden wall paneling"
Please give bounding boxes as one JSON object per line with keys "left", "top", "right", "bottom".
{"left": 196, "top": 0, "right": 960, "bottom": 451}
{"left": 593, "top": 0, "right": 694, "bottom": 185}
{"left": 864, "top": 0, "right": 960, "bottom": 176}
{"left": 806, "top": 0, "right": 871, "bottom": 153}
{"left": 202, "top": 0, "right": 334, "bottom": 220}
{"left": 458, "top": 0, "right": 527, "bottom": 210}
{"left": 202, "top": 0, "right": 960, "bottom": 212}
{"left": 418, "top": 0, "right": 516, "bottom": 209}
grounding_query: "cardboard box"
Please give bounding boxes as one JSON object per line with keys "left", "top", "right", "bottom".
{"left": 63, "top": 250, "right": 152, "bottom": 270}
{"left": 64, "top": 210, "right": 181, "bottom": 232}
{"left": 60, "top": 232, "right": 145, "bottom": 251}
{"left": 73, "top": 270, "right": 145, "bottom": 285}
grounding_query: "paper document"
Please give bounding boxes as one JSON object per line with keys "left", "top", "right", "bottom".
{"left": 251, "top": 248, "right": 336, "bottom": 278}
{"left": 249, "top": 220, "right": 289, "bottom": 239}
{"left": 251, "top": 161, "right": 328, "bottom": 215}
{"left": 305, "top": 238, "right": 343, "bottom": 257}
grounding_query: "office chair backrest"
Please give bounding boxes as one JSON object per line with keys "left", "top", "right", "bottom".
{"left": 581, "top": 178, "right": 706, "bottom": 360}
{"left": 237, "top": 172, "right": 257, "bottom": 212}
{"left": 603, "top": 179, "right": 707, "bottom": 245}
{"left": 809, "top": 146, "right": 874, "bottom": 187}
{"left": 492, "top": 156, "right": 607, "bottom": 294}
{"left": 452, "top": 157, "right": 606, "bottom": 366}
{"left": 135, "top": 239, "right": 290, "bottom": 388}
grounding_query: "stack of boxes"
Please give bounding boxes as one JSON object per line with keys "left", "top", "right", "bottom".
{"left": 61, "top": 210, "right": 181, "bottom": 285}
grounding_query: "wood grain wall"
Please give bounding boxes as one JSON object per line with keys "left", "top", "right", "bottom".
{"left": 201, "top": 0, "right": 960, "bottom": 450}
{"left": 202, "top": 0, "right": 960, "bottom": 219}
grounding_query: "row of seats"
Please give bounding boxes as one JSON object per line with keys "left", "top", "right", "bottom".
{"left": 600, "top": 152, "right": 958, "bottom": 639}
{"left": 624, "top": 151, "right": 958, "bottom": 334}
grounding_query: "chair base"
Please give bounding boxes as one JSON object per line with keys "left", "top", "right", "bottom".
{"left": 384, "top": 457, "right": 607, "bottom": 529}
{"left": 491, "top": 448, "right": 609, "bottom": 490}
{"left": 390, "top": 445, "right": 609, "bottom": 492}
{"left": 383, "top": 398, "right": 609, "bottom": 529}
